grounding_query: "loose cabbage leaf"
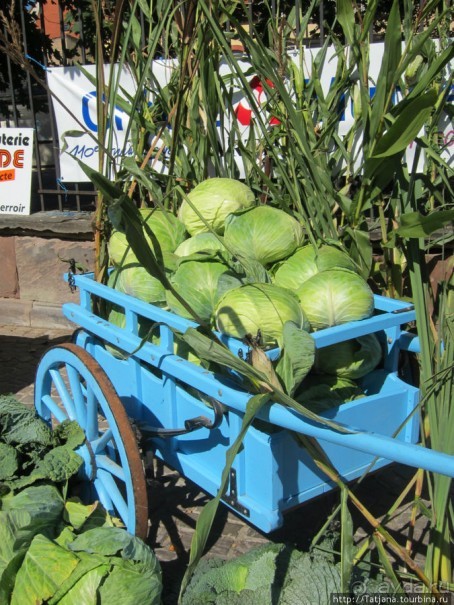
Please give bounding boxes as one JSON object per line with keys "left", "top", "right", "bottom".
{"left": 36, "top": 446, "right": 83, "bottom": 481}
{"left": 0, "top": 484, "right": 64, "bottom": 539}
{"left": 0, "top": 509, "right": 32, "bottom": 579}
{"left": 0, "top": 550, "right": 25, "bottom": 604}
{"left": 53, "top": 420, "right": 85, "bottom": 450}
{"left": 275, "top": 322, "right": 315, "bottom": 397}
{"left": 47, "top": 551, "right": 111, "bottom": 605}
{"left": 0, "top": 443, "right": 19, "bottom": 480}
{"left": 279, "top": 549, "right": 341, "bottom": 605}
{"left": 0, "top": 395, "right": 53, "bottom": 447}
{"left": 52, "top": 565, "right": 108, "bottom": 605}
{"left": 10, "top": 534, "right": 80, "bottom": 605}
{"left": 8, "top": 447, "right": 83, "bottom": 490}
{"left": 63, "top": 500, "right": 100, "bottom": 531}
{"left": 181, "top": 543, "right": 342, "bottom": 605}
{"left": 98, "top": 559, "right": 162, "bottom": 605}
{"left": 69, "top": 526, "right": 161, "bottom": 571}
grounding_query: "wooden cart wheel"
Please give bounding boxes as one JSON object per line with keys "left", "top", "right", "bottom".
{"left": 34, "top": 343, "right": 149, "bottom": 539}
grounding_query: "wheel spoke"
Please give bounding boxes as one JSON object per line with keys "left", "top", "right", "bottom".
{"left": 66, "top": 364, "right": 87, "bottom": 429}
{"left": 95, "top": 454, "right": 126, "bottom": 481}
{"left": 91, "top": 428, "right": 114, "bottom": 454}
{"left": 41, "top": 394, "right": 68, "bottom": 423}
{"left": 85, "top": 386, "right": 99, "bottom": 441}
{"left": 97, "top": 469, "right": 129, "bottom": 525}
{"left": 93, "top": 476, "right": 114, "bottom": 513}
{"left": 49, "top": 368, "right": 76, "bottom": 420}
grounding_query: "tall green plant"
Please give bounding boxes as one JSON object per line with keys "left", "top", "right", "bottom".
{"left": 85, "top": 0, "right": 453, "bottom": 596}
{"left": 6, "top": 0, "right": 452, "bottom": 598}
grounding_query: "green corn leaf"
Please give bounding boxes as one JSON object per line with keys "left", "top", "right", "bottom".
{"left": 77, "top": 160, "right": 125, "bottom": 202}
{"left": 373, "top": 535, "right": 406, "bottom": 594}
{"left": 179, "top": 327, "right": 272, "bottom": 391}
{"left": 340, "top": 486, "right": 354, "bottom": 593}
{"left": 395, "top": 210, "right": 454, "bottom": 238}
{"left": 180, "top": 327, "right": 352, "bottom": 432}
{"left": 343, "top": 226, "right": 373, "bottom": 277}
{"left": 406, "top": 44, "right": 454, "bottom": 102}
{"left": 336, "top": 0, "right": 356, "bottom": 47}
{"left": 180, "top": 392, "right": 271, "bottom": 599}
{"left": 360, "top": 0, "right": 379, "bottom": 42}
{"left": 369, "top": 0, "right": 401, "bottom": 142}
{"left": 275, "top": 322, "right": 315, "bottom": 398}
{"left": 372, "top": 90, "right": 438, "bottom": 158}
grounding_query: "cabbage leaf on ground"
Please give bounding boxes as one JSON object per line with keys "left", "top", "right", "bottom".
{"left": 181, "top": 542, "right": 341, "bottom": 605}
{"left": 0, "top": 396, "right": 162, "bottom": 605}
{"left": 0, "top": 395, "right": 84, "bottom": 491}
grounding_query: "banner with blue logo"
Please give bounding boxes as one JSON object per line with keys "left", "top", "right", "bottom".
{"left": 47, "top": 44, "right": 453, "bottom": 183}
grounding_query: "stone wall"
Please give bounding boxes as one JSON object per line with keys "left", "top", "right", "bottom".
{"left": 0, "top": 212, "right": 95, "bottom": 329}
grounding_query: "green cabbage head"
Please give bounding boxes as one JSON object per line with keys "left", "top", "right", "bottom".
{"left": 174, "top": 232, "right": 226, "bottom": 257}
{"left": 296, "top": 373, "right": 363, "bottom": 413}
{"left": 314, "top": 334, "right": 382, "bottom": 379}
{"left": 224, "top": 206, "right": 304, "bottom": 266}
{"left": 214, "top": 282, "right": 309, "bottom": 347}
{"left": 112, "top": 264, "right": 167, "bottom": 305}
{"left": 297, "top": 268, "right": 374, "bottom": 329}
{"left": 178, "top": 178, "right": 255, "bottom": 235}
{"left": 273, "top": 244, "right": 356, "bottom": 290}
{"left": 166, "top": 259, "right": 243, "bottom": 322}
{"left": 108, "top": 208, "right": 187, "bottom": 266}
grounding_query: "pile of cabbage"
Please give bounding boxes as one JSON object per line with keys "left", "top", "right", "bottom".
{"left": 107, "top": 178, "right": 383, "bottom": 410}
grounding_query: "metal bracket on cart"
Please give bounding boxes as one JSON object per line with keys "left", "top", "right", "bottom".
{"left": 222, "top": 469, "right": 250, "bottom": 518}
{"left": 138, "top": 398, "right": 225, "bottom": 440}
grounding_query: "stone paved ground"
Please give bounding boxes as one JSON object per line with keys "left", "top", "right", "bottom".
{"left": 0, "top": 323, "right": 439, "bottom": 603}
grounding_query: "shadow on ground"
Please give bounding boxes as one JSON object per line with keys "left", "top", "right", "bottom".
{"left": 0, "top": 332, "right": 71, "bottom": 397}
{"left": 145, "top": 458, "right": 427, "bottom": 605}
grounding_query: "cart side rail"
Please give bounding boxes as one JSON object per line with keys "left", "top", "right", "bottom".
{"left": 62, "top": 274, "right": 453, "bottom": 479}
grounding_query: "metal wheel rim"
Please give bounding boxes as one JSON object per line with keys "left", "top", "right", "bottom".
{"left": 34, "top": 343, "right": 148, "bottom": 539}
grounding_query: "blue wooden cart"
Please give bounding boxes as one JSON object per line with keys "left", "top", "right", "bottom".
{"left": 34, "top": 272, "right": 454, "bottom": 539}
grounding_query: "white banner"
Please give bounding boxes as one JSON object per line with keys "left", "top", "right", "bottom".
{"left": 47, "top": 44, "right": 453, "bottom": 182}
{"left": 0, "top": 128, "right": 34, "bottom": 215}
{"left": 47, "top": 62, "right": 175, "bottom": 182}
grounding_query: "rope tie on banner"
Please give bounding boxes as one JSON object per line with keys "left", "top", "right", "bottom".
{"left": 25, "top": 54, "right": 49, "bottom": 71}
{"left": 57, "top": 178, "right": 68, "bottom": 202}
